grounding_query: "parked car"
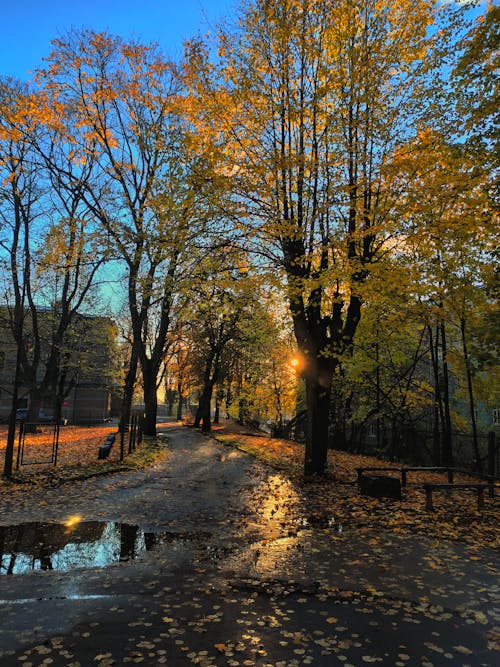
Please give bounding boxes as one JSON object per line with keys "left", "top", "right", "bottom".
{"left": 15, "top": 409, "right": 28, "bottom": 422}
{"left": 15, "top": 409, "right": 67, "bottom": 425}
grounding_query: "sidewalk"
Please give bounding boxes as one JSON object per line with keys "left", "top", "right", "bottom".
{"left": 0, "top": 422, "right": 498, "bottom": 665}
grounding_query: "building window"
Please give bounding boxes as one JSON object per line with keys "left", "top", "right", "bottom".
{"left": 493, "top": 409, "right": 500, "bottom": 426}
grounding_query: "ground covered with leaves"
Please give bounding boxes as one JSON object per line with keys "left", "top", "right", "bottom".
{"left": 209, "top": 422, "right": 499, "bottom": 551}
{"left": 0, "top": 425, "right": 168, "bottom": 492}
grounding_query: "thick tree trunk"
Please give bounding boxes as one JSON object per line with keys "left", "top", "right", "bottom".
{"left": 119, "top": 348, "right": 138, "bottom": 436}
{"left": 195, "top": 387, "right": 212, "bottom": 432}
{"left": 26, "top": 393, "right": 42, "bottom": 424}
{"left": 201, "top": 385, "right": 214, "bottom": 433}
{"left": 304, "top": 368, "right": 332, "bottom": 476}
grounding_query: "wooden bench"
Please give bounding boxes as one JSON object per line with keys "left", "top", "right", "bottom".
{"left": 423, "top": 483, "right": 489, "bottom": 511}
{"left": 356, "top": 467, "right": 401, "bottom": 484}
{"left": 401, "top": 466, "right": 454, "bottom": 486}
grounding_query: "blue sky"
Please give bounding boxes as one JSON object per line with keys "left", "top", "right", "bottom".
{"left": 0, "top": 1, "right": 485, "bottom": 81}
{"left": 0, "top": 0, "right": 232, "bottom": 80}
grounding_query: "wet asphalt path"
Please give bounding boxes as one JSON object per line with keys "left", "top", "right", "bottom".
{"left": 0, "top": 423, "right": 498, "bottom": 666}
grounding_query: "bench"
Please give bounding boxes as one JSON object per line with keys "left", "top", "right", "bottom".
{"left": 423, "top": 483, "right": 489, "bottom": 511}
{"left": 402, "top": 467, "right": 454, "bottom": 486}
{"left": 356, "top": 467, "right": 400, "bottom": 484}
{"left": 359, "top": 465, "right": 473, "bottom": 487}
{"left": 98, "top": 432, "right": 116, "bottom": 460}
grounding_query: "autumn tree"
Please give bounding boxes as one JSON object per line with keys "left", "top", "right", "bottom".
{"left": 453, "top": 3, "right": 499, "bottom": 155}
{"left": 0, "top": 76, "right": 108, "bottom": 474}
{"left": 185, "top": 0, "right": 452, "bottom": 474}
{"left": 37, "top": 31, "right": 222, "bottom": 435}
{"left": 329, "top": 263, "right": 431, "bottom": 458}
{"left": 220, "top": 300, "right": 298, "bottom": 431}
{"left": 393, "top": 130, "right": 496, "bottom": 468}
{"left": 1, "top": 80, "right": 107, "bottom": 409}
{"left": 187, "top": 252, "right": 261, "bottom": 433}
{"left": 0, "top": 78, "right": 42, "bottom": 475}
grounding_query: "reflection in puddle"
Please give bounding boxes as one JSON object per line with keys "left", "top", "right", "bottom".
{"left": 252, "top": 474, "right": 302, "bottom": 539}
{"left": 0, "top": 522, "right": 209, "bottom": 575}
{"left": 225, "top": 535, "right": 302, "bottom": 578}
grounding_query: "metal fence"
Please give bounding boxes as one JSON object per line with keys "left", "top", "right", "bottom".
{"left": 277, "top": 413, "right": 499, "bottom": 479}
{"left": 10, "top": 413, "right": 143, "bottom": 469}
{"left": 347, "top": 428, "right": 499, "bottom": 478}
{"left": 16, "top": 422, "right": 61, "bottom": 469}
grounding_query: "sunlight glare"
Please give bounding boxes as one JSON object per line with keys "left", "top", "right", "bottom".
{"left": 64, "top": 515, "right": 82, "bottom": 529}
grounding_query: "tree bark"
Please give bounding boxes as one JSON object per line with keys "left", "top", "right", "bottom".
{"left": 120, "top": 347, "right": 138, "bottom": 435}
{"left": 440, "top": 321, "right": 454, "bottom": 468}
{"left": 3, "top": 332, "right": 24, "bottom": 478}
{"left": 303, "top": 356, "right": 334, "bottom": 476}
{"left": 176, "top": 380, "right": 183, "bottom": 421}
{"left": 142, "top": 362, "right": 158, "bottom": 436}
{"left": 166, "top": 392, "right": 175, "bottom": 416}
{"left": 195, "top": 387, "right": 213, "bottom": 432}
{"left": 304, "top": 376, "right": 332, "bottom": 475}
{"left": 201, "top": 384, "right": 214, "bottom": 433}
{"left": 461, "top": 317, "right": 481, "bottom": 471}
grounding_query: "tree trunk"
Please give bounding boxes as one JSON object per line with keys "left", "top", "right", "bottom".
{"left": 195, "top": 387, "right": 213, "bottom": 432}
{"left": 304, "top": 371, "right": 332, "bottom": 476}
{"left": 213, "top": 387, "right": 223, "bottom": 424}
{"left": 3, "top": 339, "right": 23, "bottom": 478}
{"left": 440, "top": 321, "right": 453, "bottom": 468}
{"left": 428, "top": 325, "right": 444, "bottom": 465}
{"left": 166, "top": 394, "right": 174, "bottom": 416}
{"left": 176, "top": 380, "right": 183, "bottom": 421}
{"left": 119, "top": 347, "right": 138, "bottom": 435}
{"left": 26, "top": 393, "right": 42, "bottom": 425}
{"left": 194, "top": 392, "right": 203, "bottom": 427}
{"left": 461, "top": 317, "right": 481, "bottom": 471}
{"left": 201, "top": 385, "right": 213, "bottom": 433}
{"left": 142, "top": 365, "right": 158, "bottom": 437}
{"left": 237, "top": 399, "right": 247, "bottom": 424}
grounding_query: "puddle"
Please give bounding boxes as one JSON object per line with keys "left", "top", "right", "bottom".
{"left": 0, "top": 521, "right": 211, "bottom": 575}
